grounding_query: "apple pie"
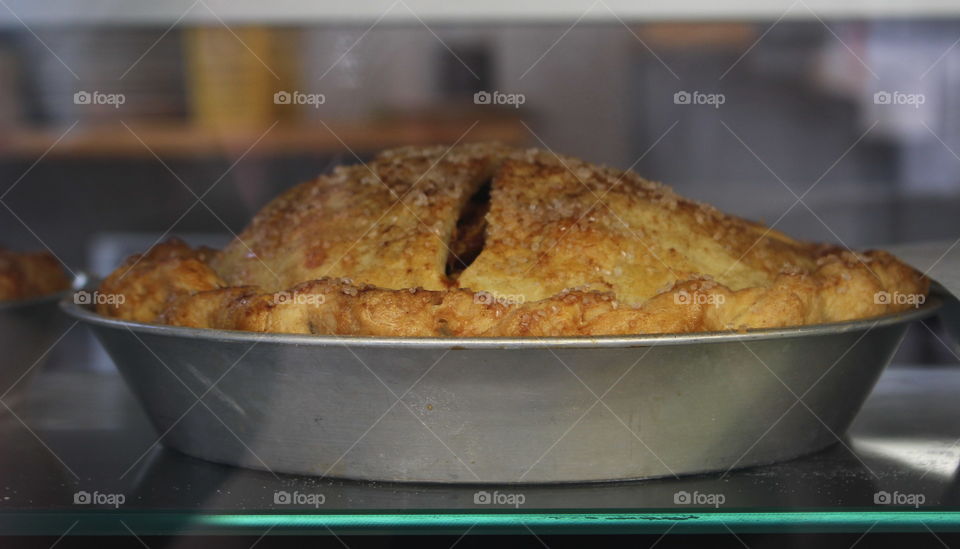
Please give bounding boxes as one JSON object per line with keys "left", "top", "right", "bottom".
{"left": 96, "top": 142, "right": 928, "bottom": 336}
{"left": 0, "top": 248, "right": 71, "bottom": 302}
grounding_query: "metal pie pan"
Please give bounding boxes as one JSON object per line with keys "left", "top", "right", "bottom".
{"left": 63, "top": 297, "right": 941, "bottom": 484}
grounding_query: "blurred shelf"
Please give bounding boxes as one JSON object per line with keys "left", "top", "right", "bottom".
{"left": 2, "top": 0, "right": 960, "bottom": 25}
{"left": 0, "top": 117, "right": 528, "bottom": 160}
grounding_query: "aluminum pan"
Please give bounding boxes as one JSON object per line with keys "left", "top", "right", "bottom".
{"left": 63, "top": 297, "right": 942, "bottom": 484}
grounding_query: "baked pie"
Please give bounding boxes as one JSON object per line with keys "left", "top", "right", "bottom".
{"left": 0, "top": 248, "right": 70, "bottom": 302}
{"left": 97, "top": 143, "right": 928, "bottom": 336}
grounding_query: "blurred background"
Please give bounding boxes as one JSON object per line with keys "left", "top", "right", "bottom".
{"left": 0, "top": 2, "right": 958, "bottom": 366}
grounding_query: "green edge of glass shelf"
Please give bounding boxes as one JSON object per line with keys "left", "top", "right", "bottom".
{"left": 3, "top": 510, "right": 960, "bottom": 535}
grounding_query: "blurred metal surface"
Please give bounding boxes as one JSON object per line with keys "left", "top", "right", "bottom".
{"left": 0, "top": 291, "right": 70, "bottom": 406}
{"left": 62, "top": 298, "right": 939, "bottom": 483}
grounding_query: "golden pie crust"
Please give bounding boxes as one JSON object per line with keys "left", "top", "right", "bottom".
{"left": 0, "top": 248, "right": 70, "bottom": 302}
{"left": 97, "top": 143, "right": 929, "bottom": 336}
